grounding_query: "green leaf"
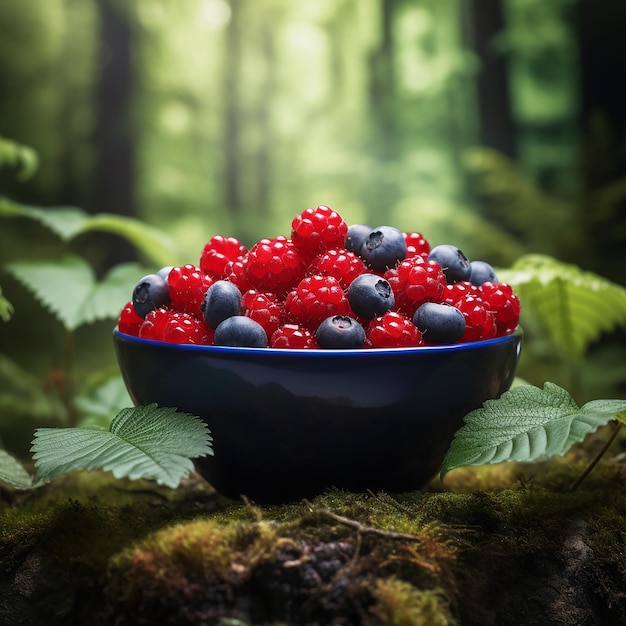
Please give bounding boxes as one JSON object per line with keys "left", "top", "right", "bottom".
{"left": 0, "top": 199, "right": 89, "bottom": 240}
{"left": 440, "top": 382, "right": 626, "bottom": 479}
{"left": 0, "top": 285, "right": 14, "bottom": 321}
{"left": 78, "top": 213, "right": 180, "bottom": 267}
{"left": 75, "top": 374, "right": 132, "bottom": 428}
{"left": 0, "top": 136, "right": 39, "bottom": 181}
{"left": 0, "top": 449, "right": 33, "bottom": 490}
{"left": 498, "top": 254, "right": 626, "bottom": 361}
{"left": 0, "top": 199, "right": 180, "bottom": 265}
{"left": 5, "top": 256, "right": 146, "bottom": 331}
{"left": 32, "top": 404, "right": 213, "bottom": 488}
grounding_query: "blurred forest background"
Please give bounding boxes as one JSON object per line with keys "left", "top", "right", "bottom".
{"left": 1, "top": 0, "right": 625, "bottom": 271}
{"left": 1, "top": 0, "right": 626, "bottom": 453}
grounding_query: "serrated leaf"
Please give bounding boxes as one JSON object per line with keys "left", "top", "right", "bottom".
{"left": 5, "top": 256, "right": 146, "bottom": 330}
{"left": 0, "top": 200, "right": 179, "bottom": 265}
{"left": 32, "top": 404, "right": 213, "bottom": 488}
{"left": 0, "top": 449, "right": 33, "bottom": 490}
{"left": 79, "top": 213, "right": 180, "bottom": 267}
{"left": 440, "top": 382, "right": 626, "bottom": 478}
{"left": 0, "top": 199, "right": 89, "bottom": 240}
{"left": 498, "top": 254, "right": 626, "bottom": 361}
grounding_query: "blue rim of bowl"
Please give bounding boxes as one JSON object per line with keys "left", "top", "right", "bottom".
{"left": 114, "top": 326, "right": 522, "bottom": 357}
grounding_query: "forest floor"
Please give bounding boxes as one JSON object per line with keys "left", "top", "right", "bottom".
{"left": 2, "top": 426, "right": 626, "bottom": 626}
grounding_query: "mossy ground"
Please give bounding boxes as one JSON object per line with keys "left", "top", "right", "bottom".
{"left": 2, "top": 428, "right": 626, "bottom": 625}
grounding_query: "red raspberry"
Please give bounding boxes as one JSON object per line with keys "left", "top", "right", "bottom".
{"left": 163, "top": 312, "right": 213, "bottom": 345}
{"left": 284, "top": 274, "right": 351, "bottom": 330}
{"left": 224, "top": 256, "right": 254, "bottom": 292}
{"left": 309, "top": 248, "right": 367, "bottom": 287}
{"left": 367, "top": 311, "right": 422, "bottom": 348}
{"left": 404, "top": 232, "right": 431, "bottom": 258}
{"left": 385, "top": 256, "right": 446, "bottom": 316}
{"left": 242, "top": 289, "right": 284, "bottom": 338}
{"left": 200, "top": 235, "right": 247, "bottom": 278}
{"left": 270, "top": 324, "right": 317, "bottom": 349}
{"left": 440, "top": 282, "right": 481, "bottom": 306}
{"left": 168, "top": 264, "right": 213, "bottom": 315}
{"left": 246, "top": 236, "right": 306, "bottom": 294}
{"left": 139, "top": 308, "right": 173, "bottom": 341}
{"left": 454, "top": 294, "right": 497, "bottom": 342}
{"left": 479, "top": 282, "right": 521, "bottom": 336}
{"left": 118, "top": 301, "right": 143, "bottom": 336}
{"left": 291, "top": 205, "right": 348, "bottom": 256}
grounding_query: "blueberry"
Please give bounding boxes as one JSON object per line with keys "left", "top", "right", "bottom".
{"left": 201, "top": 280, "right": 242, "bottom": 329}
{"left": 428, "top": 244, "right": 471, "bottom": 284}
{"left": 156, "top": 266, "right": 173, "bottom": 281}
{"left": 214, "top": 316, "right": 267, "bottom": 347}
{"left": 345, "top": 223, "right": 371, "bottom": 254}
{"left": 132, "top": 273, "right": 170, "bottom": 318}
{"left": 469, "top": 260, "right": 498, "bottom": 286}
{"left": 359, "top": 226, "right": 407, "bottom": 271}
{"left": 347, "top": 273, "right": 395, "bottom": 319}
{"left": 316, "top": 315, "right": 366, "bottom": 349}
{"left": 412, "top": 302, "right": 466, "bottom": 344}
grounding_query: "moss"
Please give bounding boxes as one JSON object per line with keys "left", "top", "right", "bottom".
{"left": 369, "top": 577, "right": 456, "bottom": 626}
{"left": 2, "top": 456, "right": 626, "bottom": 625}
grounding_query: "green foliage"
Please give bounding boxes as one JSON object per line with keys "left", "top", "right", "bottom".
{"left": 499, "top": 254, "right": 626, "bottom": 362}
{"left": 441, "top": 382, "right": 626, "bottom": 479}
{"left": 0, "top": 285, "right": 13, "bottom": 321}
{"left": 31, "top": 404, "right": 213, "bottom": 489}
{"left": 0, "top": 136, "right": 38, "bottom": 181}
{"left": 5, "top": 255, "right": 144, "bottom": 331}
{"left": 0, "top": 198, "right": 180, "bottom": 266}
{"left": 0, "top": 449, "right": 32, "bottom": 490}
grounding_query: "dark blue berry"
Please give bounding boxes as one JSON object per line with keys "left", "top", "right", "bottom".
{"left": 428, "top": 245, "right": 471, "bottom": 284}
{"left": 344, "top": 223, "right": 371, "bottom": 254}
{"left": 214, "top": 316, "right": 267, "bottom": 347}
{"left": 316, "top": 315, "right": 366, "bottom": 349}
{"left": 469, "top": 260, "right": 498, "bottom": 286}
{"left": 201, "top": 280, "right": 242, "bottom": 329}
{"left": 132, "top": 274, "right": 170, "bottom": 318}
{"left": 156, "top": 266, "right": 173, "bottom": 280}
{"left": 347, "top": 273, "right": 395, "bottom": 319}
{"left": 359, "top": 226, "right": 407, "bottom": 271}
{"left": 412, "top": 302, "right": 466, "bottom": 344}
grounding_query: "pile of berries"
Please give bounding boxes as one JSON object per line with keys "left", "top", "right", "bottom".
{"left": 118, "top": 205, "right": 520, "bottom": 349}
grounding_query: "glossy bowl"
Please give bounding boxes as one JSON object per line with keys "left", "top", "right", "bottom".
{"left": 113, "top": 329, "right": 522, "bottom": 503}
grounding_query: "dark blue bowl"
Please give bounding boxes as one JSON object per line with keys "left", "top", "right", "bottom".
{"left": 113, "top": 329, "right": 522, "bottom": 503}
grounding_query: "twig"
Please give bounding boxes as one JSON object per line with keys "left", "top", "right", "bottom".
{"left": 318, "top": 509, "right": 422, "bottom": 542}
{"left": 571, "top": 421, "right": 624, "bottom": 491}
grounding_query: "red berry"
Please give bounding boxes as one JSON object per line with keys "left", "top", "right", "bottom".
{"left": 246, "top": 236, "right": 306, "bottom": 294}
{"left": 224, "top": 256, "right": 254, "bottom": 292}
{"left": 309, "top": 248, "right": 367, "bottom": 287}
{"left": 200, "top": 235, "right": 247, "bottom": 278}
{"left": 367, "top": 311, "right": 422, "bottom": 348}
{"left": 291, "top": 205, "right": 348, "bottom": 256}
{"left": 404, "top": 232, "right": 431, "bottom": 258}
{"left": 440, "top": 282, "right": 481, "bottom": 306}
{"left": 454, "top": 294, "right": 497, "bottom": 342}
{"left": 242, "top": 289, "right": 284, "bottom": 338}
{"left": 118, "top": 301, "right": 143, "bottom": 336}
{"left": 284, "top": 274, "right": 351, "bottom": 330}
{"left": 139, "top": 308, "right": 173, "bottom": 341}
{"left": 163, "top": 312, "right": 213, "bottom": 345}
{"left": 385, "top": 256, "right": 446, "bottom": 316}
{"left": 270, "top": 323, "right": 317, "bottom": 349}
{"left": 479, "top": 281, "right": 521, "bottom": 336}
{"left": 168, "top": 264, "right": 213, "bottom": 315}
